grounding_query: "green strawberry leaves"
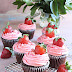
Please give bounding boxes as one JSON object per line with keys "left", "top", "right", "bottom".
{"left": 65, "top": 62, "right": 72, "bottom": 70}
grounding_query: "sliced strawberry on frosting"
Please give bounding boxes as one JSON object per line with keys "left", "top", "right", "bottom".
{"left": 35, "top": 43, "right": 46, "bottom": 55}
{"left": 45, "top": 28, "right": 55, "bottom": 38}
{"left": 1, "top": 47, "right": 12, "bottom": 59}
{"left": 57, "top": 62, "right": 72, "bottom": 72}
{"left": 53, "top": 37, "right": 65, "bottom": 47}
{"left": 18, "top": 35, "right": 29, "bottom": 44}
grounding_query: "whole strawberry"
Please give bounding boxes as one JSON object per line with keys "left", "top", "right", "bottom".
{"left": 53, "top": 37, "right": 65, "bottom": 47}
{"left": 35, "top": 43, "right": 46, "bottom": 55}
{"left": 1, "top": 47, "right": 12, "bottom": 59}
{"left": 18, "top": 34, "right": 29, "bottom": 44}
{"left": 24, "top": 17, "right": 36, "bottom": 25}
{"left": 57, "top": 62, "right": 72, "bottom": 72}
{"left": 3, "top": 22, "right": 12, "bottom": 34}
{"left": 45, "top": 28, "right": 55, "bottom": 38}
{"left": 47, "top": 23, "right": 58, "bottom": 29}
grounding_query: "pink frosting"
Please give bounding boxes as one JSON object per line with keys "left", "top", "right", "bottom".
{"left": 23, "top": 50, "right": 49, "bottom": 66}
{"left": 37, "top": 34, "right": 54, "bottom": 45}
{"left": 2, "top": 30, "right": 22, "bottom": 40}
{"left": 13, "top": 41, "right": 35, "bottom": 53}
{"left": 47, "top": 43, "right": 68, "bottom": 56}
{"left": 18, "top": 23, "right": 36, "bottom": 30}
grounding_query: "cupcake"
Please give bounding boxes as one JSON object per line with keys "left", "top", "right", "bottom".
{"left": 21, "top": 44, "right": 49, "bottom": 72}
{"left": 47, "top": 37, "right": 68, "bottom": 69}
{"left": 13, "top": 35, "right": 35, "bottom": 64}
{"left": 1, "top": 23, "right": 22, "bottom": 48}
{"left": 18, "top": 17, "right": 36, "bottom": 39}
{"left": 42, "top": 23, "right": 60, "bottom": 36}
{"left": 37, "top": 27, "right": 56, "bottom": 45}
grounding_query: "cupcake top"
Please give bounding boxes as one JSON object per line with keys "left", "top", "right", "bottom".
{"left": 2, "top": 23, "right": 22, "bottom": 40}
{"left": 37, "top": 34, "right": 54, "bottom": 44}
{"left": 13, "top": 35, "right": 35, "bottom": 53}
{"left": 47, "top": 37, "right": 68, "bottom": 56}
{"left": 2, "top": 30, "right": 22, "bottom": 40}
{"left": 23, "top": 44, "right": 49, "bottom": 67}
{"left": 18, "top": 18, "right": 36, "bottom": 31}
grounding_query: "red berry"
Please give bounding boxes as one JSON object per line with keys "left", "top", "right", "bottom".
{"left": 18, "top": 35, "right": 29, "bottom": 44}
{"left": 24, "top": 18, "right": 33, "bottom": 25}
{"left": 45, "top": 30, "right": 55, "bottom": 38}
{"left": 53, "top": 38, "right": 64, "bottom": 47}
{"left": 1, "top": 48, "right": 12, "bottom": 59}
{"left": 57, "top": 64, "right": 68, "bottom": 72}
{"left": 35, "top": 45, "right": 46, "bottom": 55}
{"left": 47, "top": 23, "right": 51, "bottom": 28}
{"left": 3, "top": 28, "right": 12, "bottom": 34}
{"left": 8, "top": 25, "right": 12, "bottom": 30}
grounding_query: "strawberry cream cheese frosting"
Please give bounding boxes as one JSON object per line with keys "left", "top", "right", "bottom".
{"left": 37, "top": 34, "right": 54, "bottom": 44}
{"left": 23, "top": 50, "right": 49, "bottom": 66}
{"left": 47, "top": 43, "right": 68, "bottom": 56}
{"left": 18, "top": 23, "right": 36, "bottom": 30}
{"left": 13, "top": 41, "right": 35, "bottom": 53}
{"left": 2, "top": 30, "right": 22, "bottom": 40}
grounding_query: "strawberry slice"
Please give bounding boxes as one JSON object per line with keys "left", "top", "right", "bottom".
{"left": 24, "top": 18, "right": 33, "bottom": 25}
{"left": 45, "top": 28, "right": 55, "bottom": 38}
{"left": 35, "top": 43, "right": 46, "bottom": 55}
{"left": 18, "top": 35, "right": 29, "bottom": 44}
{"left": 53, "top": 37, "right": 65, "bottom": 47}
{"left": 57, "top": 62, "right": 72, "bottom": 72}
{"left": 1, "top": 48, "right": 12, "bottom": 59}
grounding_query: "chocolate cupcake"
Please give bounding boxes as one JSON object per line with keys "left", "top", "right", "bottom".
{"left": 21, "top": 44, "right": 49, "bottom": 72}
{"left": 1, "top": 24, "right": 22, "bottom": 48}
{"left": 47, "top": 37, "right": 68, "bottom": 69}
{"left": 18, "top": 18, "right": 36, "bottom": 39}
{"left": 13, "top": 35, "right": 35, "bottom": 64}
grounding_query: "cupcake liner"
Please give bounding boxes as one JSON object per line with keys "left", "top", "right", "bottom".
{"left": 19, "top": 29, "right": 35, "bottom": 39}
{"left": 14, "top": 51, "right": 25, "bottom": 64}
{"left": 21, "top": 61, "right": 49, "bottom": 72}
{"left": 1, "top": 37, "right": 18, "bottom": 48}
{"left": 48, "top": 54, "right": 67, "bottom": 69}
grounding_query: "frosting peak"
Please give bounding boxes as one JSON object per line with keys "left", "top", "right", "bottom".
{"left": 23, "top": 50, "right": 49, "bottom": 66}
{"left": 47, "top": 43, "right": 68, "bottom": 56}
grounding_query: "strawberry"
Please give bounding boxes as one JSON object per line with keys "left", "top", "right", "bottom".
{"left": 47, "top": 23, "right": 58, "bottom": 29}
{"left": 24, "top": 18, "right": 33, "bottom": 25}
{"left": 18, "top": 35, "right": 29, "bottom": 44}
{"left": 57, "top": 62, "right": 72, "bottom": 72}
{"left": 1, "top": 48, "right": 12, "bottom": 59}
{"left": 53, "top": 37, "right": 65, "bottom": 47}
{"left": 35, "top": 43, "right": 46, "bottom": 55}
{"left": 3, "top": 22, "right": 12, "bottom": 34}
{"left": 45, "top": 28, "right": 55, "bottom": 38}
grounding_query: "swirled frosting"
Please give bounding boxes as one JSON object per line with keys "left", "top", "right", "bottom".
{"left": 23, "top": 50, "right": 49, "bottom": 66}
{"left": 18, "top": 23, "right": 36, "bottom": 30}
{"left": 47, "top": 43, "right": 68, "bottom": 56}
{"left": 37, "top": 34, "right": 54, "bottom": 45}
{"left": 2, "top": 30, "right": 22, "bottom": 40}
{"left": 13, "top": 41, "right": 35, "bottom": 53}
